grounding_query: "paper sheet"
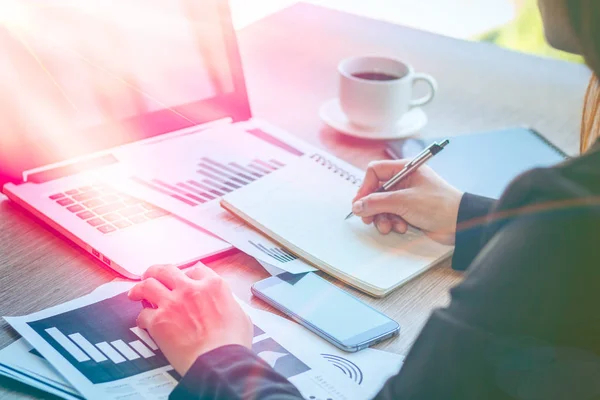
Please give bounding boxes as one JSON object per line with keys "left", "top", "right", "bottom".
{"left": 4, "top": 280, "right": 404, "bottom": 400}
{"left": 5, "top": 281, "right": 179, "bottom": 400}
{"left": 248, "top": 298, "right": 404, "bottom": 398}
{"left": 257, "top": 259, "right": 286, "bottom": 276}
{"left": 224, "top": 156, "right": 453, "bottom": 293}
{"left": 0, "top": 279, "right": 127, "bottom": 400}
{"left": 0, "top": 338, "right": 82, "bottom": 400}
{"left": 198, "top": 203, "right": 317, "bottom": 274}
{"left": 108, "top": 121, "right": 317, "bottom": 274}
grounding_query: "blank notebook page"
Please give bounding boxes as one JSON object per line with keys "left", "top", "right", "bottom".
{"left": 222, "top": 156, "right": 452, "bottom": 295}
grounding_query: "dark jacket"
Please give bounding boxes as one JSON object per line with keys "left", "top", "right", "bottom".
{"left": 171, "top": 140, "right": 600, "bottom": 400}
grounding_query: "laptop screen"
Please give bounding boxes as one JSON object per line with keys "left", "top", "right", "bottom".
{"left": 0, "top": 0, "right": 250, "bottom": 186}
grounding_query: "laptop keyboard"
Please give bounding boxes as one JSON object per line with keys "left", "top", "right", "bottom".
{"left": 49, "top": 184, "right": 169, "bottom": 234}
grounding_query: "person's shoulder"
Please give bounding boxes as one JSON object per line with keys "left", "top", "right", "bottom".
{"left": 479, "top": 144, "right": 600, "bottom": 246}
{"left": 461, "top": 146, "right": 600, "bottom": 297}
{"left": 498, "top": 143, "right": 600, "bottom": 212}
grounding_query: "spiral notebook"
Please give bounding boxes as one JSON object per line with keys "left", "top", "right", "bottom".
{"left": 221, "top": 154, "right": 453, "bottom": 297}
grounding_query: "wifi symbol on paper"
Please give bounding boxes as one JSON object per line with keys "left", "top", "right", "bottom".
{"left": 321, "top": 354, "right": 364, "bottom": 385}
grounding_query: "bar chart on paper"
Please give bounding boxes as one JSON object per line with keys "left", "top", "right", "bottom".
{"left": 214, "top": 206, "right": 302, "bottom": 266}
{"left": 27, "top": 293, "right": 174, "bottom": 384}
{"left": 126, "top": 127, "right": 305, "bottom": 209}
{"left": 248, "top": 240, "right": 297, "bottom": 263}
{"left": 131, "top": 156, "right": 287, "bottom": 207}
{"left": 117, "top": 127, "right": 315, "bottom": 272}
{"left": 25, "top": 290, "right": 310, "bottom": 386}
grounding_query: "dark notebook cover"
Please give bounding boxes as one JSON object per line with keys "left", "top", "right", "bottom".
{"left": 386, "top": 127, "right": 568, "bottom": 199}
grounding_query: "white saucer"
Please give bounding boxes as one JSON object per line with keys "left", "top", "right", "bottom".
{"left": 319, "top": 98, "right": 427, "bottom": 140}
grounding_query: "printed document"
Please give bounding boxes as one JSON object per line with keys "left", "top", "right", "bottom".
{"left": 4, "top": 279, "right": 403, "bottom": 400}
{"left": 109, "top": 121, "right": 319, "bottom": 274}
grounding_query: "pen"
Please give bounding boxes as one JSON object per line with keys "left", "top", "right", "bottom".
{"left": 345, "top": 139, "right": 450, "bottom": 220}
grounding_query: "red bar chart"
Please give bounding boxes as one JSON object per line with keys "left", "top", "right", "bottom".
{"left": 132, "top": 156, "right": 285, "bottom": 207}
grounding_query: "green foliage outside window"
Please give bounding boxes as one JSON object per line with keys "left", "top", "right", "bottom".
{"left": 478, "top": 0, "right": 583, "bottom": 63}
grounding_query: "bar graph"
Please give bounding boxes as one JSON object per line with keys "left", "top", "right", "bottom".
{"left": 46, "top": 324, "right": 158, "bottom": 365}
{"left": 111, "top": 340, "right": 141, "bottom": 361}
{"left": 96, "top": 342, "right": 126, "bottom": 364}
{"left": 27, "top": 293, "right": 170, "bottom": 384}
{"left": 132, "top": 157, "right": 286, "bottom": 207}
{"left": 130, "top": 340, "right": 156, "bottom": 358}
{"left": 248, "top": 240, "right": 298, "bottom": 263}
{"left": 26, "top": 288, "right": 310, "bottom": 385}
{"left": 68, "top": 332, "right": 108, "bottom": 362}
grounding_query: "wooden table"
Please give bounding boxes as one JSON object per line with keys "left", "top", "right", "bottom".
{"left": 0, "top": 3, "right": 591, "bottom": 398}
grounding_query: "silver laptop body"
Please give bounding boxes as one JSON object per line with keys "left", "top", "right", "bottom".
{"left": 0, "top": 0, "right": 299, "bottom": 278}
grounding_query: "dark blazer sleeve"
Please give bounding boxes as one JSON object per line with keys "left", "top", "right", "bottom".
{"left": 451, "top": 193, "right": 497, "bottom": 271}
{"left": 167, "top": 193, "right": 497, "bottom": 400}
{"left": 170, "top": 345, "right": 303, "bottom": 400}
{"left": 166, "top": 194, "right": 498, "bottom": 400}
{"left": 171, "top": 147, "right": 600, "bottom": 400}
{"left": 375, "top": 167, "right": 600, "bottom": 399}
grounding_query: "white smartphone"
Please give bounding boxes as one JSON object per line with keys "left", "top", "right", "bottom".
{"left": 251, "top": 272, "right": 400, "bottom": 352}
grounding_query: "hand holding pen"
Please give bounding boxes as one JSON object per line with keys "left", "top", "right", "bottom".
{"left": 349, "top": 140, "right": 464, "bottom": 246}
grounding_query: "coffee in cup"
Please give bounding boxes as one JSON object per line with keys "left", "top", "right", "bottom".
{"left": 338, "top": 56, "right": 437, "bottom": 130}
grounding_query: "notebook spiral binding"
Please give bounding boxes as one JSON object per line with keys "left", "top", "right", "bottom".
{"left": 526, "top": 128, "right": 569, "bottom": 158}
{"left": 310, "top": 154, "right": 362, "bottom": 185}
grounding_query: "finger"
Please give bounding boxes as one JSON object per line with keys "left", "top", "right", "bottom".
{"left": 355, "top": 160, "right": 410, "bottom": 200}
{"left": 128, "top": 278, "right": 171, "bottom": 306}
{"left": 185, "top": 262, "right": 219, "bottom": 282}
{"left": 374, "top": 214, "right": 392, "bottom": 235}
{"left": 353, "top": 190, "right": 411, "bottom": 218}
{"left": 136, "top": 308, "right": 156, "bottom": 330}
{"left": 361, "top": 216, "right": 374, "bottom": 225}
{"left": 390, "top": 215, "right": 408, "bottom": 234}
{"left": 143, "top": 264, "right": 185, "bottom": 290}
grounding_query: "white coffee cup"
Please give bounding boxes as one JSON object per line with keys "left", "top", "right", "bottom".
{"left": 338, "top": 56, "right": 437, "bottom": 130}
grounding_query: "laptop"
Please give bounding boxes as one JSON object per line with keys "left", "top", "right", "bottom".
{"left": 0, "top": 0, "right": 307, "bottom": 278}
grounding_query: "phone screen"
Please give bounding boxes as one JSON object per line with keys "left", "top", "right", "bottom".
{"left": 253, "top": 273, "right": 398, "bottom": 348}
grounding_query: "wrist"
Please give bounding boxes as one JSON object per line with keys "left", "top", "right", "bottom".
{"left": 179, "top": 343, "right": 249, "bottom": 376}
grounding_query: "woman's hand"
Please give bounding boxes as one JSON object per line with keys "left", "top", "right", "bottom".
{"left": 128, "top": 263, "right": 253, "bottom": 376}
{"left": 352, "top": 160, "right": 463, "bottom": 245}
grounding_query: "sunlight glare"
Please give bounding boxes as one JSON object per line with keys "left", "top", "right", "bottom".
{"left": 0, "top": 0, "right": 229, "bottom": 177}
{"left": 0, "top": 0, "right": 31, "bottom": 30}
